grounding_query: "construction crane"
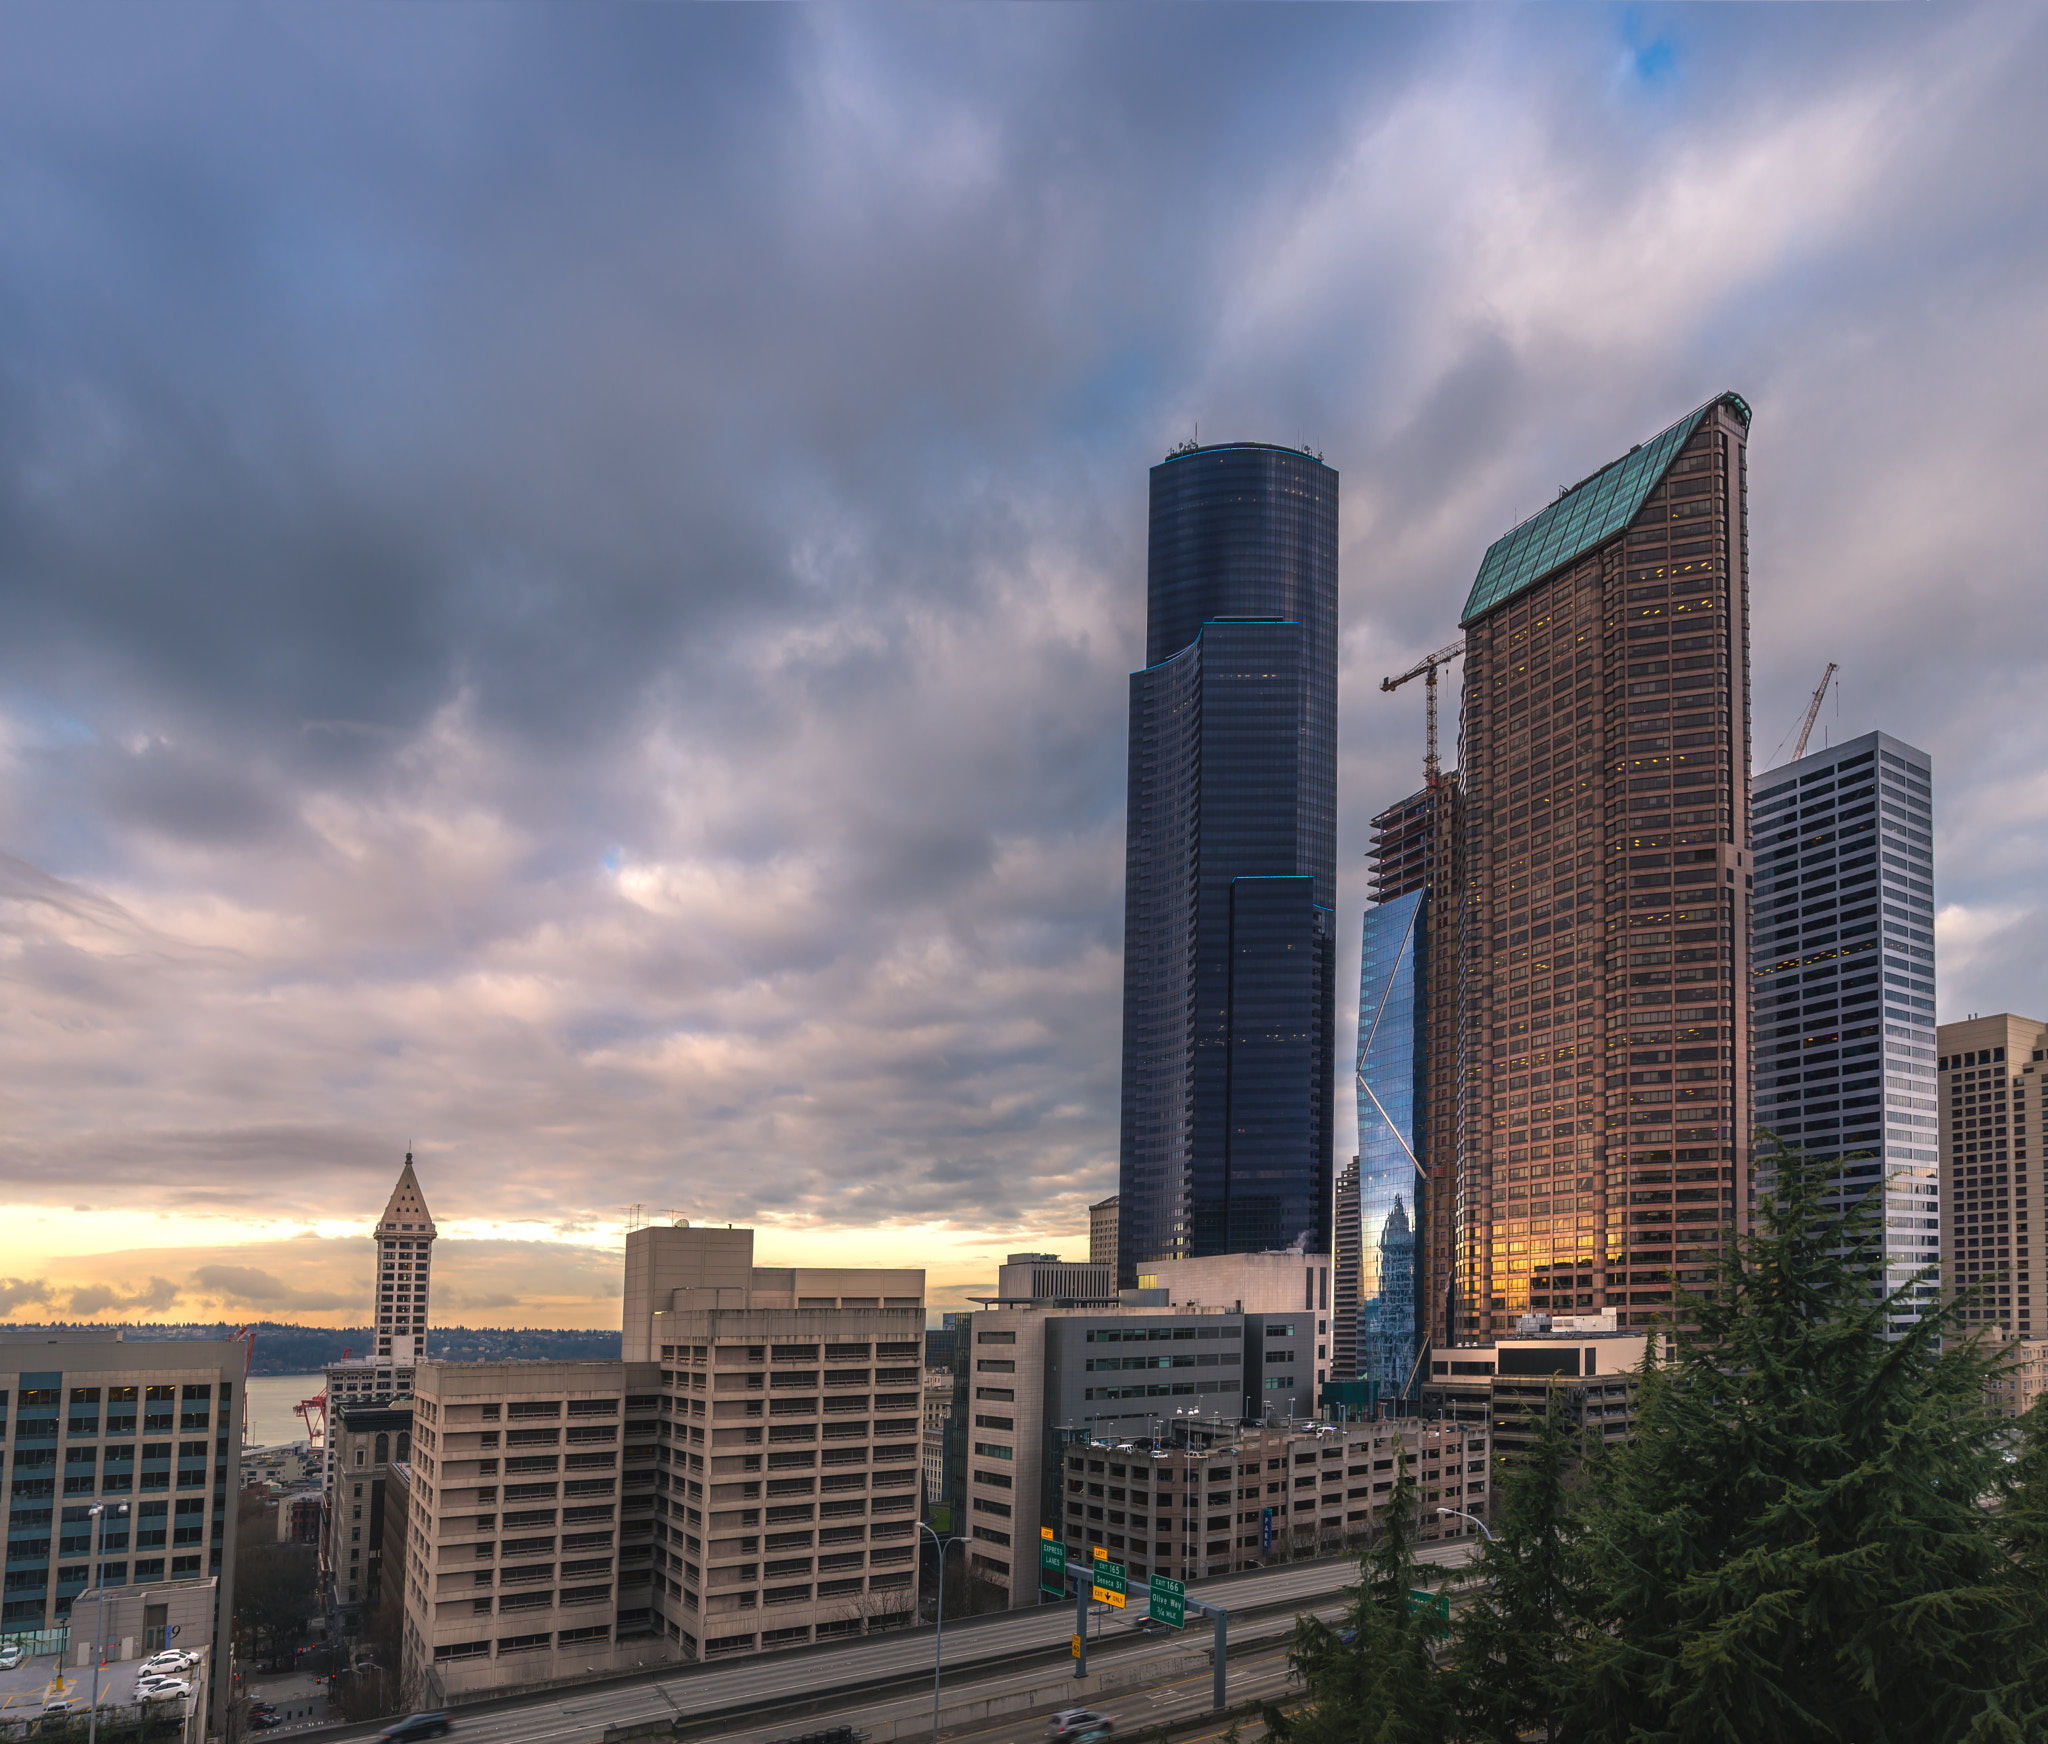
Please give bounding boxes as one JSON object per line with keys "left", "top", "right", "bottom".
{"left": 1380, "top": 640, "right": 1465, "bottom": 786}
{"left": 1791, "top": 662, "right": 1839, "bottom": 761}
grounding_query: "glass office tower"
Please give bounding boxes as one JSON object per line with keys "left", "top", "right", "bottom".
{"left": 1354, "top": 781, "right": 1462, "bottom": 1392}
{"left": 1357, "top": 885, "right": 1425, "bottom": 1392}
{"left": 1118, "top": 442, "right": 1338, "bottom": 1282}
{"left": 1751, "top": 731, "right": 1938, "bottom": 1333}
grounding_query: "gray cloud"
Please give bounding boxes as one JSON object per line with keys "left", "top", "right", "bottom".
{"left": 0, "top": 1279, "right": 52, "bottom": 1314}
{"left": 187, "top": 1265, "right": 349, "bottom": 1313}
{"left": 0, "top": 4, "right": 2044, "bottom": 1271}
{"left": 69, "top": 1277, "right": 181, "bottom": 1317}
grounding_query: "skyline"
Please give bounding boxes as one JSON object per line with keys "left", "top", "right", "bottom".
{"left": 5, "top": 4, "right": 2048, "bottom": 1329}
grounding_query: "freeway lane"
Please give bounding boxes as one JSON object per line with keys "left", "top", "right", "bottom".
{"left": 704, "top": 1585, "right": 1352, "bottom": 1744}
{"left": 366, "top": 1541, "right": 1476, "bottom": 1744}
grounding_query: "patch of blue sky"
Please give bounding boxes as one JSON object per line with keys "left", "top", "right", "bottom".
{"left": 1616, "top": 7, "right": 1683, "bottom": 95}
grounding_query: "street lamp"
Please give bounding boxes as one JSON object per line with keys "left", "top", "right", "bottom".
{"left": 1436, "top": 1506, "right": 1493, "bottom": 1543}
{"left": 917, "top": 1524, "right": 964, "bottom": 1744}
{"left": 87, "top": 1500, "right": 129, "bottom": 1744}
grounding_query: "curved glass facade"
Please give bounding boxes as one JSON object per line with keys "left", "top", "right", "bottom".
{"left": 1356, "top": 887, "right": 1425, "bottom": 1394}
{"left": 1119, "top": 444, "right": 1338, "bottom": 1282}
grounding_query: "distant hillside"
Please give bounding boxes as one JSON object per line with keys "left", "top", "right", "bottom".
{"left": 4, "top": 1321, "right": 623, "bottom": 1374}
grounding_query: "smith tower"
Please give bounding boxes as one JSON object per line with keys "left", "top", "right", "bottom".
{"left": 372, "top": 1152, "right": 437, "bottom": 1361}
{"left": 1118, "top": 441, "right": 1338, "bottom": 1283}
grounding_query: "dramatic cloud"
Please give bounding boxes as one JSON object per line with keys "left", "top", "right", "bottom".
{"left": 0, "top": 1279, "right": 52, "bottom": 1315}
{"left": 1, "top": 4, "right": 2045, "bottom": 1315}
{"left": 68, "top": 1277, "right": 181, "bottom": 1317}
{"left": 186, "top": 1266, "right": 346, "bottom": 1313}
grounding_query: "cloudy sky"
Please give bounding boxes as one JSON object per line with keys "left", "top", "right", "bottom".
{"left": 2, "top": 3, "right": 2044, "bottom": 1332}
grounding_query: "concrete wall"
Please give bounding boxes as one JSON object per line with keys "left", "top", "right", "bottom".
{"left": 623, "top": 1228, "right": 756, "bottom": 1362}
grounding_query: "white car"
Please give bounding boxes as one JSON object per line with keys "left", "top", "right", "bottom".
{"left": 139, "top": 1681, "right": 194, "bottom": 1702}
{"left": 141, "top": 1651, "right": 197, "bottom": 1674}
{"left": 0, "top": 1645, "right": 23, "bottom": 1670}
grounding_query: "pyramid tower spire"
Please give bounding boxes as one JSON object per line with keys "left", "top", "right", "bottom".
{"left": 371, "top": 1151, "right": 438, "bottom": 1360}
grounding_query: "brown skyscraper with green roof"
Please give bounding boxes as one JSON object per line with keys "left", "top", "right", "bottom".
{"left": 1434, "top": 392, "right": 1754, "bottom": 1339}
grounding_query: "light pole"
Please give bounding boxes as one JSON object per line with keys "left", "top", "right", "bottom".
{"left": 917, "top": 1524, "right": 963, "bottom": 1744}
{"left": 86, "top": 1501, "right": 128, "bottom": 1744}
{"left": 1436, "top": 1505, "right": 1493, "bottom": 1543}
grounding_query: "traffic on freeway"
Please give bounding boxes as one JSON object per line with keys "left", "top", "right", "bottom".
{"left": 319, "top": 1540, "right": 1477, "bottom": 1744}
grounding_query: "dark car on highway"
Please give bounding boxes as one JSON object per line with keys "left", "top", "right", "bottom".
{"left": 377, "top": 1715, "right": 453, "bottom": 1742}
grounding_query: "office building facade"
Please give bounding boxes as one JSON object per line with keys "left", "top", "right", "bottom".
{"left": 956, "top": 1301, "right": 1328, "bottom": 1608}
{"left": 1752, "top": 733, "right": 1939, "bottom": 1332}
{"left": 325, "top": 1397, "right": 413, "bottom": 1624}
{"left": 1356, "top": 781, "right": 1460, "bottom": 1391}
{"left": 988, "top": 1255, "right": 1115, "bottom": 1305}
{"left": 1088, "top": 1196, "right": 1119, "bottom": 1279}
{"left": 1939, "top": 1014, "right": 2048, "bottom": 1337}
{"left": 1119, "top": 443, "right": 1338, "bottom": 1282}
{"left": 399, "top": 1225, "right": 923, "bottom": 1696}
{"left": 402, "top": 1360, "right": 661, "bottom": 1697}
{"left": 1420, "top": 1323, "right": 1650, "bottom": 1461}
{"left": 0, "top": 1333, "right": 242, "bottom": 1726}
{"left": 1445, "top": 392, "right": 1755, "bottom": 1333}
{"left": 1137, "top": 1251, "right": 1334, "bottom": 1397}
{"left": 1049, "top": 1415, "right": 1488, "bottom": 1593}
{"left": 1330, "top": 1159, "right": 1360, "bottom": 1382}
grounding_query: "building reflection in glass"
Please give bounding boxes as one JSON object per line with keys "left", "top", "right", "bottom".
{"left": 1356, "top": 885, "right": 1425, "bottom": 1396}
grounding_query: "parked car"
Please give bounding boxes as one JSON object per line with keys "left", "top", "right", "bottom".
{"left": 250, "top": 1713, "right": 284, "bottom": 1729}
{"left": 0, "top": 1644, "right": 24, "bottom": 1670}
{"left": 1048, "top": 1711, "right": 1115, "bottom": 1741}
{"left": 141, "top": 1651, "right": 199, "bottom": 1675}
{"left": 139, "top": 1682, "right": 193, "bottom": 1702}
{"left": 377, "top": 1714, "right": 454, "bottom": 1742}
{"left": 43, "top": 1700, "right": 75, "bottom": 1717}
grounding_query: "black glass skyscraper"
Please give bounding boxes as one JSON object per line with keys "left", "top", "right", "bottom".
{"left": 1118, "top": 442, "right": 1338, "bottom": 1284}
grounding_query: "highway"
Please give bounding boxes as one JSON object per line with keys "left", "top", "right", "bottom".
{"left": 340, "top": 1542, "right": 1476, "bottom": 1744}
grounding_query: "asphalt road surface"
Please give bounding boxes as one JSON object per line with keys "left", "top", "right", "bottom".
{"left": 330, "top": 1541, "right": 1477, "bottom": 1744}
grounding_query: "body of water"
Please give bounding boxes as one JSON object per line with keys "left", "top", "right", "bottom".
{"left": 242, "top": 1372, "right": 325, "bottom": 1448}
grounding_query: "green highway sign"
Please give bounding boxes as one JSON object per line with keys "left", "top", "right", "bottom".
{"left": 1148, "top": 1573, "right": 1186, "bottom": 1629}
{"left": 1091, "top": 1559, "right": 1127, "bottom": 1610}
{"left": 1407, "top": 1588, "right": 1451, "bottom": 1636}
{"left": 1039, "top": 1537, "right": 1067, "bottom": 1597}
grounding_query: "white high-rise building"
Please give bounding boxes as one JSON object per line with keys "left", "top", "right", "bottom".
{"left": 1750, "top": 731, "right": 1938, "bottom": 1333}
{"left": 321, "top": 1153, "right": 438, "bottom": 1613}
{"left": 373, "top": 1153, "right": 438, "bottom": 1361}
{"left": 324, "top": 1155, "right": 438, "bottom": 1413}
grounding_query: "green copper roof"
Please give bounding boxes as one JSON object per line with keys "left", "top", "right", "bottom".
{"left": 1459, "top": 391, "right": 1750, "bottom": 626}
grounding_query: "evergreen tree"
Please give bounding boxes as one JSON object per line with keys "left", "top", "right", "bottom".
{"left": 1566, "top": 1138, "right": 2016, "bottom": 1744}
{"left": 1266, "top": 1451, "right": 1453, "bottom": 1744}
{"left": 1965, "top": 1392, "right": 2048, "bottom": 1739}
{"left": 1451, "top": 1387, "right": 1588, "bottom": 1741}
